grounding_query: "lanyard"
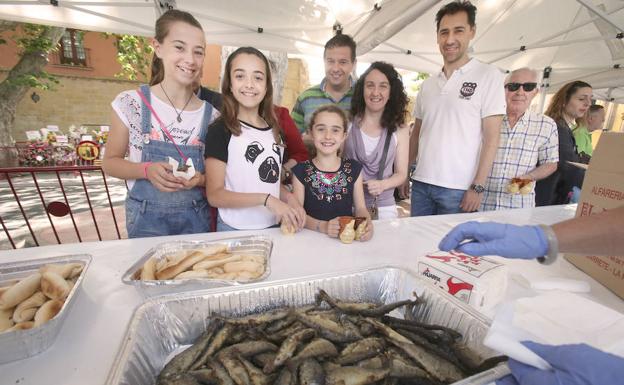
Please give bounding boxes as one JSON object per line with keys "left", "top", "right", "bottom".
{"left": 136, "top": 88, "right": 188, "bottom": 163}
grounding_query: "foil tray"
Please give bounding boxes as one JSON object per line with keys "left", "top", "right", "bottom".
{"left": 107, "top": 266, "right": 510, "bottom": 385}
{"left": 0, "top": 254, "right": 91, "bottom": 364}
{"left": 121, "top": 236, "right": 272, "bottom": 297}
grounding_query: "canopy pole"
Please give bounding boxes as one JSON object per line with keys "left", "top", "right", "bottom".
{"left": 538, "top": 67, "right": 552, "bottom": 113}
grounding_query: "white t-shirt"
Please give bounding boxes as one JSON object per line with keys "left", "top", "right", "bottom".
{"left": 111, "top": 90, "right": 219, "bottom": 188}
{"left": 360, "top": 130, "right": 398, "bottom": 157}
{"left": 412, "top": 59, "right": 506, "bottom": 190}
{"left": 204, "top": 120, "right": 283, "bottom": 230}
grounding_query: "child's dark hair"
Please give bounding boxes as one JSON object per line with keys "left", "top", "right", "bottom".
{"left": 435, "top": 1, "right": 477, "bottom": 31}
{"left": 307, "top": 105, "right": 348, "bottom": 133}
{"left": 220, "top": 47, "right": 281, "bottom": 142}
{"left": 150, "top": 9, "right": 204, "bottom": 86}
{"left": 350, "top": 61, "right": 408, "bottom": 134}
{"left": 324, "top": 34, "right": 357, "bottom": 62}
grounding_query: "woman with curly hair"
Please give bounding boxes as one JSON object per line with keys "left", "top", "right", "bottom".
{"left": 343, "top": 61, "right": 409, "bottom": 219}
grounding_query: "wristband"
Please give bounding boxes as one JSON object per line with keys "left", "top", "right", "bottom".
{"left": 263, "top": 193, "right": 271, "bottom": 207}
{"left": 537, "top": 224, "right": 558, "bottom": 265}
{"left": 143, "top": 162, "right": 152, "bottom": 179}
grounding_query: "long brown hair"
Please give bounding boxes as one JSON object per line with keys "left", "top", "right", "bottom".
{"left": 545, "top": 80, "right": 592, "bottom": 126}
{"left": 220, "top": 47, "right": 281, "bottom": 142}
{"left": 149, "top": 10, "right": 204, "bottom": 86}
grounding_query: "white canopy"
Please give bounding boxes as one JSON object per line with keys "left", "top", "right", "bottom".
{"left": 1, "top": 0, "right": 623, "bottom": 102}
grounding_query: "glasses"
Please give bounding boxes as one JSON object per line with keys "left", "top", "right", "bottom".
{"left": 505, "top": 82, "right": 538, "bottom": 92}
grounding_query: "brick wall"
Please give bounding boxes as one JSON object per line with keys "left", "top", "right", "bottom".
{"left": 282, "top": 58, "right": 310, "bottom": 111}
{"left": 5, "top": 73, "right": 140, "bottom": 139}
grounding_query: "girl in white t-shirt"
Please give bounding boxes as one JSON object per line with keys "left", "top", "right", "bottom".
{"left": 103, "top": 10, "right": 218, "bottom": 238}
{"left": 204, "top": 47, "right": 305, "bottom": 231}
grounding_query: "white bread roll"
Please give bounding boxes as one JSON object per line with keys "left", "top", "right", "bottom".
{"left": 6, "top": 321, "right": 35, "bottom": 332}
{"left": 0, "top": 308, "right": 14, "bottom": 332}
{"left": 156, "top": 250, "right": 212, "bottom": 280}
{"left": 13, "top": 291, "right": 47, "bottom": 323}
{"left": 140, "top": 257, "right": 157, "bottom": 280}
{"left": 34, "top": 299, "right": 63, "bottom": 326}
{"left": 41, "top": 271, "right": 71, "bottom": 300}
{"left": 0, "top": 273, "right": 41, "bottom": 310}
{"left": 39, "top": 263, "right": 83, "bottom": 279}
{"left": 192, "top": 255, "right": 242, "bottom": 271}
{"left": 174, "top": 270, "right": 210, "bottom": 280}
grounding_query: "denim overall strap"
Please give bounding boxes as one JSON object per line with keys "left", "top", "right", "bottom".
{"left": 139, "top": 84, "right": 152, "bottom": 150}
{"left": 198, "top": 100, "right": 212, "bottom": 142}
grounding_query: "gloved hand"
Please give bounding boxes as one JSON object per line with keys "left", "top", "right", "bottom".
{"left": 496, "top": 342, "right": 624, "bottom": 385}
{"left": 438, "top": 221, "right": 548, "bottom": 259}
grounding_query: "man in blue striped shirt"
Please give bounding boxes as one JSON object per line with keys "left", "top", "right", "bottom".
{"left": 482, "top": 68, "right": 559, "bottom": 210}
{"left": 291, "top": 34, "right": 356, "bottom": 133}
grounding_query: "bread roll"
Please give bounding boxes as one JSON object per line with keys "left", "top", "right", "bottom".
{"left": 280, "top": 221, "right": 295, "bottom": 235}
{"left": 41, "top": 271, "right": 71, "bottom": 300}
{"left": 192, "top": 255, "right": 242, "bottom": 271}
{"left": 174, "top": 270, "right": 210, "bottom": 280}
{"left": 339, "top": 219, "right": 356, "bottom": 244}
{"left": 34, "top": 299, "right": 63, "bottom": 326}
{"left": 140, "top": 257, "right": 157, "bottom": 280}
{"left": 5, "top": 321, "right": 34, "bottom": 332}
{"left": 354, "top": 218, "right": 368, "bottom": 241}
{"left": 13, "top": 291, "right": 47, "bottom": 323}
{"left": 39, "top": 263, "right": 83, "bottom": 279}
{"left": 0, "top": 273, "right": 41, "bottom": 310}
{"left": 0, "top": 308, "right": 14, "bottom": 332}
{"left": 156, "top": 251, "right": 208, "bottom": 280}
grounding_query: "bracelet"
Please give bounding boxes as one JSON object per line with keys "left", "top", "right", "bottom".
{"left": 537, "top": 224, "right": 558, "bottom": 265}
{"left": 143, "top": 162, "right": 152, "bottom": 179}
{"left": 263, "top": 193, "right": 271, "bottom": 207}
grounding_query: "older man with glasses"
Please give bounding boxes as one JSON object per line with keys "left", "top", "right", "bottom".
{"left": 481, "top": 68, "right": 559, "bottom": 210}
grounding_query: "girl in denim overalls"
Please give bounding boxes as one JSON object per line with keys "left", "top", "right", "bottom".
{"left": 104, "top": 10, "right": 218, "bottom": 238}
{"left": 203, "top": 47, "right": 305, "bottom": 232}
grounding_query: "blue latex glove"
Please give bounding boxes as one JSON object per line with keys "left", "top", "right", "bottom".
{"left": 438, "top": 221, "right": 548, "bottom": 259}
{"left": 496, "top": 342, "right": 624, "bottom": 385}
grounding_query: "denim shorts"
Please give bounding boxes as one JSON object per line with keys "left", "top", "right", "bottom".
{"left": 125, "top": 197, "right": 211, "bottom": 238}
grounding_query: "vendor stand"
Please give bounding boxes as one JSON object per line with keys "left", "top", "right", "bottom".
{"left": 0, "top": 205, "right": 622, "bottom": 385}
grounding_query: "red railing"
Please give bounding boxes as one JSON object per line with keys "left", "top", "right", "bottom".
{"left": 0, "top": 165, "right": 125, "bottom": 249}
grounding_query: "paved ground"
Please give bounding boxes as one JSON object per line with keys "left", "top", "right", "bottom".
{"left": 1, "top": 171, "right": 411, "bottom": 250}
{"left": 0, "top": 171, "right": 128, "bottom": 250}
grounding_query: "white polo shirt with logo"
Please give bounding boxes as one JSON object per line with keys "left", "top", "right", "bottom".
{"left": 412, "top": 58, "right": 506, "bottom": 190}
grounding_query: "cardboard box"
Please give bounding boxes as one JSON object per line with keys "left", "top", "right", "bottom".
{"left": 565, "top": 132, "right": 624, "bottom": 299}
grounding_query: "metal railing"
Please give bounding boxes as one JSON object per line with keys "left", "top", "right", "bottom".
{"left": 0, "top": 165, "right": 125, "bottom": 249}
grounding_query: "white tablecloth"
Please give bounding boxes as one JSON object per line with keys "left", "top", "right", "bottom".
{"left": 0, "top": 204, "right": 622, "bottom": 385}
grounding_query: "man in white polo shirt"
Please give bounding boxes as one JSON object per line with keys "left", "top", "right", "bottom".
{"left": 408, "top": 0, "right": 505, "bottom": 216}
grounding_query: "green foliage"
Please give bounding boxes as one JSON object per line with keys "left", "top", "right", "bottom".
{"left": 10, "top": 72, "right": 59, "bottom": 90}
{"left": 103, "top": 33, "right": 153, "bottom": 81}
{"left": 5, "top": 23, "right": 63, "bottom": 91}
{"left": 15, "top": 24, "right": 59, "bottom": 55}
{"left": 409, "top": 72, "right": 430, "bottom": 93}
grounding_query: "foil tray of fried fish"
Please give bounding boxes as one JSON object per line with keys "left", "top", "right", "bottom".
{"left": 122, "top": 236, "right": 272, "bottom": 297}
{"left": 107, "top": 266, "right": 510, "bottom": 385}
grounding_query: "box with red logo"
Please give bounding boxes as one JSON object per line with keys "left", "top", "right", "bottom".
{"left": 418, "top": 251, "right": 508, "bottom": 311}
{"left": 565, "top": 132, "right": 624, "bottom": 299}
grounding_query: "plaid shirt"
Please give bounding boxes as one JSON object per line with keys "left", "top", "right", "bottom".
{"left": 482, "top": 111, "right": 559, "bottom": 210}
